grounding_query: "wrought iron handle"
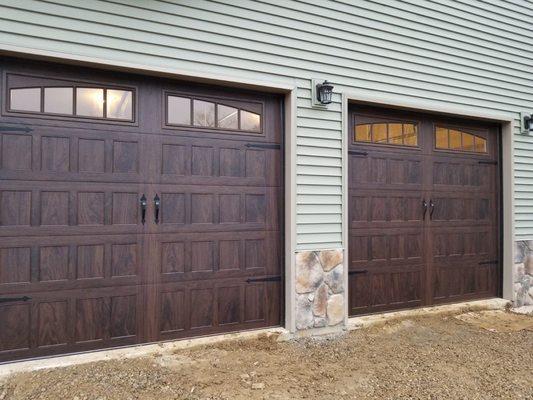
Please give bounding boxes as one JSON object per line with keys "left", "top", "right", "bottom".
{"left": 154, "top": 194, "right": 160, "bottom": 224}
{"left": 429, "top": 199, "right": 435, "bottom": 219}
{"left": 422, "top": 199, "right": 428, "bottom": 219}
{"left": 140, "top": 194, "right": 147, "bottom": 225}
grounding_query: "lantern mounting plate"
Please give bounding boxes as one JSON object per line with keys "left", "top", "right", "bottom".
{"left": 311, "top": 78, "right": 333, "bottom": 108}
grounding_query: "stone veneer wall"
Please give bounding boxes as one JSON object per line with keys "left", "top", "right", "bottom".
{"left": 295, "top": 249, "right": 345, "bottom": 330}
{"left": 514, "top": 241, "right": 533, "bottom": 306}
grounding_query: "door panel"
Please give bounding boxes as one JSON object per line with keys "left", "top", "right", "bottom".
{"left": 0, "top": 57, "right": 283, "bottom": 362}
{"left": 348, "top": 106, "right": 500, "bottom": 316}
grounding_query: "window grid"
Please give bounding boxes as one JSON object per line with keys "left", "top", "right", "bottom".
{"left": 354, "top": 122, "right": 418, "bottom": 147}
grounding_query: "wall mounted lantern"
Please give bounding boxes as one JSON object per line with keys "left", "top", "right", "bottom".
{"left": 316, "top": 80, "right": 334, "bottom": 105}
{"left": 521, "top": 111, "right": 533, "bottom": 134}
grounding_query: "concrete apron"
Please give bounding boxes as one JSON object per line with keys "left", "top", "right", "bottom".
{"left": 0, "top": 298, "right": 510, "bottom": 379}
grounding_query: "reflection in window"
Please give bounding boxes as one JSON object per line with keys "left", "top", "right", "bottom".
{"left": 168, "top": 96, "right": 191, "bottom": 125}
{"left": 9, "top": 84, "right": 134, "bottom": 121}
{"left": 166, "top": 95, "right": 262, "bottom": 133}
{"left": 354, "top": 122, "right": 418, "bottom": 147}
{"left": 107, "top": 89, "right": 133, "bottom": 120}
{"left": 44, "top": 87, "right": 73, "bottom": 114}
{"left": 434, "top": 126, "right": 487, "bottom": 153}
{"left": 193, "top": 100, "right": 215, "bottom": 127}
{"left": 10, "top": 88, "right": 41, "bottom": 112}
{"left": 217, "top": 105, "right": 238, "bottom": 129}
{"left": 76, "top": 88, "right": 104, "bottom": 117}
{"left": 240, "top": 110, "right": 261, "bottom": 132}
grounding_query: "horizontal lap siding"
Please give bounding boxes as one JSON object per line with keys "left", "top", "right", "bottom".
{"left": 0, "top": 0, "right": 532, "bottom": 248}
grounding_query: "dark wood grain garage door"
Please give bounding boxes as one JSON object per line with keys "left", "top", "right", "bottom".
{"left": 0, "top": 58, "right": 283, "bottom": 362}
{"left": 348, "top": 105, "right": 500, "bottom": 316}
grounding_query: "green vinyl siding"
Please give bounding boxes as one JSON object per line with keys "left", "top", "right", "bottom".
{"left": 0, "top": 0, "right": 532, "bottom": 248}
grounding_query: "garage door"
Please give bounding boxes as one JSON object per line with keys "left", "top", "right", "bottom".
{"left": 348, "top": 106, "right": 500, "bottom": 316}
{"left": 0, "top": 58, "right": 283, "bottom": 362}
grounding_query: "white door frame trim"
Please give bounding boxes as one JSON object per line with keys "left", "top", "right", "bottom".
{"left": 341, "top": 91, "right": 515, "bottom": 319}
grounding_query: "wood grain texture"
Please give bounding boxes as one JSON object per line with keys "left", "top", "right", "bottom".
{"left": 0, "top": 57, "right": 283, "bottom": 361}
{"left": 348, "top": 105, "right": 500, "bottom": 316}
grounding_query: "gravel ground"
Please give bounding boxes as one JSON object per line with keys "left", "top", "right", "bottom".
{"left": 1, "top": 310, "right": 532, "bottom": 400}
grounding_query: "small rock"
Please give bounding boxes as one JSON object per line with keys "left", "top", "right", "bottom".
{"left": 240, "top": 373, "right": 250, "bottom": 380}
{"left": 252, "top": 382, "right": 265, "bottom": 390}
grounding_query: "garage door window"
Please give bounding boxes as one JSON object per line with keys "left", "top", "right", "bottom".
{"left": 355, "top": 122, "right": 418, "bottom": 146}
{"left": 166, "top": 94, "right": 262, "bottom": 133}
{"left": 7, "top": 76, "right": 134, "bottom": 121}
{"left": 435, "top": 126, "right": 487, "bottom": 153}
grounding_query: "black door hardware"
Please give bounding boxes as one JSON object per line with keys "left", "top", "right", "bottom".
{"left": 154, "top": 194, "right": 160, "bottom": 224}
{"left": 140, "top": 194, "right": 147, "bottom": 225}
{"left": 348, "top": 270, "right": 368, "bottom": 275}
{"left": 246, "top": 275, "right": 282, "bottom": 283}
{"left": 478, "top": 160, "right": 498, "bottom": 165}
{"left": 245, "top": 143, "right": 281, "bottom": 150}
{"left": 0, "top": 296, "right": 31, "bottom": 303}
{"left": 422, "top": 199, "right": 428, "bottom": 219}
{"left": 348, "top": 150, "right": 368, "bottom": 156}
{"left": 0, "top": 125, "right": 32, "bottom": 132}
{"left": 429, "top": 199, "right": 435, "bottom": 219}
{"left": 479, "top": 260, "right": 499, "bottom": 265}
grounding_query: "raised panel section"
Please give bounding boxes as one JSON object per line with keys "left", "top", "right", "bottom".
{"left": 41, "top": 136, "right": 69, "bottom": 172}
{"left": 245, "top": 239, "right": 265, "bottom": 270}
{"left": 245, "top": 194, "right": 266, "bottom": 223}
{"left": 0, "top": 303, "right": 30, "bottom": 351}
{"left": 77, "top": 244, "right": 104, "bottom": 279}
{"left": 112, "top": 192, "right": 138, "bottom": 225}
{"left": 0, "top": 247, "right": 31, "bottom": 284}
{"left": 190, "top": 194, "right": 213, "bottom": 224}
{"left": 191, "top": 146, "right": 213, "bottom": 176}
{"left": 40, "top": 191, "right": 69, "bottom": 225}
{"left": 244, "top": 284, "right": 265, "bottom": 323}
{"left": 78, "top": 192, "right": 105, "bottom": 225}
{"left": 161, "top": 242, "right": 185, "bottom": 274}
{"left": 1, "top": 191, "right": 31, "bottom": 226}
{"left": 78, "top": 138, "right": 105, "bottom": 173}
{"left": 113, "top": 141, "right": 138, "bottom": 173}
{"left": 111, "top": 244, "right": 137, "bottom": 277}
{"left": 75, "top": 297, "right": 106, "bottom": 343}
{"left": 37, "top": 301, "right": 68, "bottom": 347}
{"left": 162, "top": 144, "right": 188, "bottom": 175}
{"left": 2, "top": 134, "right": 32, "bottom": 170}
{"left": 190, "top": 288, "right": 213, "bottom": 329}
{"left": 245, "top": 149, "right": 266, "bottom": 178}
{"left": 39, "top": 246, "right": 69, "bottom": 281}
{"left": 219, "top": 148, "right": 241, "bottom": 177}
{"left": 218, "top": 286, "right": 240, "bottom": 325}
{"left": 219, "top": 194, "right": 240, "bottom": 223}
{"left": 161, "top": 193, "right": 185, "bottom": 224}
{"left": 109, "top": 295, "right": 136, "bottom": 338}
{"left": 219, "top": 240, "right": 240, "bottom": 271}
{"left": 160, "top": 290, "right": 185, "bottom": 333}
{"left": 191, "top": 241, "right": 214, "bottom": 272}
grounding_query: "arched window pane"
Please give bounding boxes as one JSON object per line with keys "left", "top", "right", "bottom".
{"left": 217, "top": 105, "right": 238, "bottom": 129}
{"left": 240, "top": 110, "right": 261, "bottom": 132}
{"left": 193, "top": 100, "right": 215, "bottom": 127}
{"left": 475, "top": 137, "right": 487, "bottom": 153}
{"left": 44, "top": 87, "right": 73, "bottom": 114}
{"left": 10, "top": 88, "right": 41, "bottom": 112}
{"left": 107, "top": 90, "right": 132, "bottom": 120}
{"left": 168, "top": 96, "right": 191, "bottom": 125}
{"left": 449, "top": 129, "right": 462, "bottom": 150}
{"left": 355, "top": 124, "right": 371, "bottom": 142}
{"left": 462, "top": 133, "right": 475, "bottom": 151}
{"left": 372, "top": 123, "right": 387, "bottom": 143}
{"left": 403, "top": 124, "right": 418, "bottom": 146}
{"left": 76, "top": 88, "right": 104, "bottom": 117}
{"left": 388, "top": 123, "right": 403, "bottom": 145}
{"left": 435, "top": 127, "right": 448, "bottom": 149}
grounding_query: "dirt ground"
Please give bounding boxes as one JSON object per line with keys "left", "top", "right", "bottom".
{"left": 1, "top": 310, "right": 532, "bottom": 400}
